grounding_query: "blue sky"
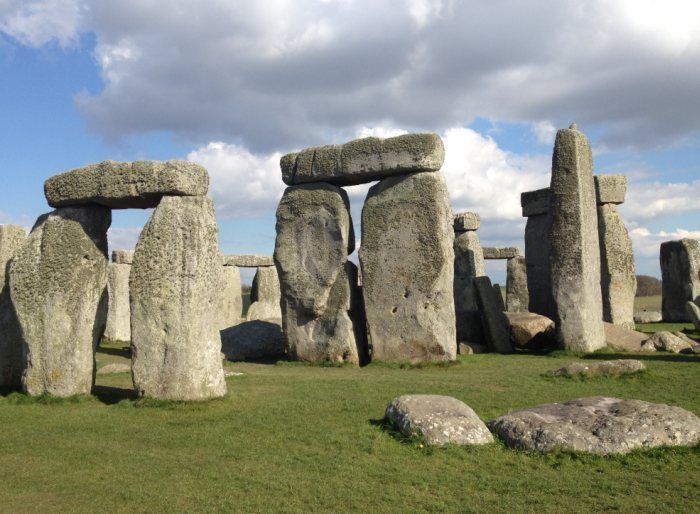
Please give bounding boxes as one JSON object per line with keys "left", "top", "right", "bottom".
{"left": 1, "top": 1, "right": 699, "bottom": 284}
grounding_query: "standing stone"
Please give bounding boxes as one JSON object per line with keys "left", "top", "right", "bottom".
{"left": 361, "top": 172, "right": 456, "bottom": 362}
{"left": 453, "top": 212, "right": 485, "bottom": 344}
{"left": 548, "top": 124, "right": 605, "bottom": 352}
{"left": 130, "top": 196, "right": 226, "bottom": 400}
{"left": 246, "top": 266, "right": 282, "bottom": 321}
{"left": 660, "top": 239, "right": 700, "bottom": 322}
{"left": 103, "top": 262, "right": 131, "bottom": 341}
{"left": 474, "top": 276, "right": 513, "bottom": 353}
{"left": 492, "top": 284, "right": 506, "bottom": 311}
{"left": 9, "top": 207, "right": 110, "bottom": 396}
{"left": 218, "top": 264, "right": 242, "bottom": 329}
{"left": 506, "top": 256, "right": 528, "bottom": 312}
{"left": 275, "top": 183, "right": 366, "bottom": 364}
{"left": 0, "top": 225, "right": 27, "bottom": 387}
{"left": 521, "top": 188, "right": 554, "bottom": 318}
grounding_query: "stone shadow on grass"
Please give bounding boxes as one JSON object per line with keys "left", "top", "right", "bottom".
{"left": 96, "top": 345, "right": 131, "bottom": 359}
{"left": 92, "top": 385, "right": 138, "bottom": 405}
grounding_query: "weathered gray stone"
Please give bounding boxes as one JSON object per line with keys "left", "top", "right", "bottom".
{"left": 361, "top": 172, "right": 456, "bottom": 362}
{"left": 598, "top": 203, "right": 636, "bottom": 329}
{"left": 218, "top": 264, "right": 242, "bottom": 329}
{"left": 521, "top": 187, "right": 550, "bottom": 217}
{"left": 9, "top": 207, "right": 110, "bottom": 396}
{"left": 661, "top": 239, "right": 700, "bottom": 322}
{"left": 130, "top": 196, "right": 226, "bottom": 400}
{"left": 634, "top": 310, "right": 662, "bottom": 323}
{"left": 454, "top": 229, "right": 485, "bottom": 344}
{"left": 474, "top": 276, "right": 513, "bottom": 354}
{"left": 275, "top": 183, "right": 366, "bottom": 364}
{"left": 96, "top": 363, "right": 131, "bottom": 375}
{"left": 45, "top": 160, "right": 209, "bottom": 209}
{"left": 492, "top": 283, "right": 506, "bottom": 311}
{"left": 552, "top": 359, "right": 645, "bottom": 377}
{"left": 281, "top": 133, "right": 445, "bottom": 186}
{"left": 385, "top": 395, "right": 493, "bottom": 446}
{"left": 603, "top": 322, "right": 649, "bottom": 353}
{"left": 453, "top": 212, "right": 480, "bottom": 232}
{"left": 673, "top": 331, "right": 699, "bottom": 348}
{"left": 506, "top": 256, "right": 528, "bottom": 312}
{"left": 488, "top": 396, "right": 700, "bottom": 454}
{"left": 458, "top": 342, "right": 489, "bottom": 354}
{"left": 482, "top": 247, "right": 521, "bottom": 259}
{"left": 103, "top": 263, "right": 131, "bottom": 342}
{"left": 548, "top": 125, "right": 605, "bottom": 352}
{"left": 595, "top": 174, "right": 627, "bottom": 204}
{"left": 221, "top": 319, "right": 285, "bottom": 361}
{"left": 246, "top": 266, "right": 281, "bottom": 321}
{"left": 505, "top": 312, "right": 555, "bottom": 349}
{"left": 644, "top": 331, "right": 695, "bottom": 354}
{"left": 524, "top": 213, "right": 554, "bottom": 318}
{"left": 111, "top": 249, "right": 134, "bottom": 264}
{"left": 223, "top": 254, "right": 275, "bottom": 267}
{"left": 685, "top": 301, "right": 700, "bottom": 331}
{"left": 0, "top": 225, "right": 27, "bottom": 387}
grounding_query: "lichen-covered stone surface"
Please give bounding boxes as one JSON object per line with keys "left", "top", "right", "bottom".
{"left": 643, "top": 331, "right": 696, "bottom": 354}
{"left": 660, "top": 239, "right": 700, "bottom": 322}
{"left": 488, "top": 396, "right": 700, "bottom": 455}
{"left": 453, "top": 212, "right": 480, "bottom": 232}
{"left": 521, "top": 187, "right": 550, "bottom": 217}
{"left": 221, "top": 319, "right": 285, "bottom": 362}
{"left": 218, "top": 264, "right": 242, "bottom": 329}
{"left": 385, "top": 395, "right": 493, "bottom": 446}
{"left": 130, "top": 196, "right": 226, "bottom": 400}
{"left": 548, "top": 125, "right": 605, "bottom": 352}
{"left": 111, "top": 249, "right": 134, "bottom": 264}
{"left": 104, "top": 263, "right": 131, "bottom": 341}
{"left": 280, "top": 133, "right": 445, "bottom": 186}
{"left": 44, "top": 160, "right": 209, "bottom": 209}
{"left": 594, "top": 174, "right": 627, "bottom": 204}
{"left": 9, "top": 207, "right": 110, "bottom": 396}
{"left": 474, "top": 276, "right": 513, "bottom": 354}
{"left": 454, "top": 229, "right": 485, "bottom": 344}
{"left": 246, "top": 266, "right": 281, "bottom": 321}
{"left": 506, "top": 256, "right": 528, "bottom": 312}
{"left": 552, "top": 360, "right": 645, "bottom": 377}
{"left": 361, "top": 172, "right": 456, "bottom": 362}
{"left": 524, "top": 213, "right": 554, "bottom": 318}
{"left": 223, "top": 254, "right": 275, "bottom": 267}
{"left": 0, "top": 225, "right": 27, "bottom": 387}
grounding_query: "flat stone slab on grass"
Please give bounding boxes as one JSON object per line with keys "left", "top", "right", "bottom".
{"left": 223, "top": 254, "right": 275, "bottom": 267}
{"left": 488, "top": 396, "right": 700, "bottom": 455}
{"left": 506, "top": 312, "right": 554, "bottom": 348}
{"left": 552, "top": 359, "right": 646, "bottom": 377}
{"left": 44, "top": 160, "right": 209, "bottom": 209}
{"left": 385, "top": 395, "right": 493, "bottom": 446}
{"left": 603, "top": 322, "right": 649, "bottom": 352}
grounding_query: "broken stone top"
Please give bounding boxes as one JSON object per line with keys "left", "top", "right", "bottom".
{"left": 44, "top": 160, "right": 209, "bottom": 209}
{"left": 594, "top": 174, "right": 627, "bottom": 204}
{"left": 111, "top": 249, "right": 134, "bottom": 264}
{"left": 453, "top": 212, "right": 480, "bottom": 231}
{"left": 521, "top": 187, "right": 550, "bottom": 217}
{"left": 483, "top": 247, "right": 521, "bottom": 259}
{"left": 280, "top": 133, "right": 445, "bottom": 187}
{"left": 223, "top": 254, "right": 275, "bottom": 267}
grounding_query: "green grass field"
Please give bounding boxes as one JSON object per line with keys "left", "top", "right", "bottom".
{"left": 0, "top": 341, "right": 698, "bottom": 513}
{"left": 634, "top": 294, "right": 662, "bottom": 312}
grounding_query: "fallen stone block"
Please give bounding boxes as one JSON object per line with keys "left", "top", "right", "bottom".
{"left": 644, "top": 331, "right": 695, "bottom": 354}
{"left": 505, "top": 312, "right": 555, "bottom": 349}
{"left": 633, "top": 310, "right": 662, "bottom": 324}
{"left": 552, "top": 359, "right": 645, "bottom": 377}
{"left": 603, "top": 322, "right": 650, "bottom": 353}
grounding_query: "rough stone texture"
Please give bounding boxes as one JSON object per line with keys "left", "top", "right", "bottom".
{"left": 661, "top": 239, "right": 700, "bottom": 322}
{"left": 246, "top": 266, "right": 281, "bottom": 321}
{"left": 103, "top": 263, "right": 131, "bottom": 341}
{"left": 644, "top": 331, "right": 695, "bottom": 354}
{"left": 111, "top": 249, "right": 134, "bottom": 264}
{"left": 673, "top": 331, "right": 699, "bottom": 348}
{"left": 506, "top": 256, "right": 528, "bottom": 312}
{"left": 223, "top": 254, "right": 274, "bottom": 268}
{"left": 548, "top": 125, "right": 605, "bottom": 352}
{"left": 275, "top": 183, "right": 366, "bottom": 365}
{"left": 488, "top": 396, "right": 700, "bottom": 454}
{"left": 595, "top": 174, "right": 627, "bottom": 204}
{"left": 474, "top": 276, "right": 513, "bottom": 354}
{"left": 552, "top": 359, "right": 645, "bottom": 377}
{"left": 524, "top": 213, "right": 555, "bottom": 318}
{"left": 685, "top": 301, "right": 700, "bottom": 331}
{"left": 130, "top": 196, "right": 226, "bottom": 400}
{"left": 598, "top": 203, "right": 636, "bottom": 329}
{"left": 521, "top": 187, "right": 550, "bottom": 217}
{"left": 0, "top": 225, "right": 27, "bottom": 387}
{"left": 281, "top": 133, "right": 445, "bottom": 186}
{"left": 482, "top": 247, "right": 521, "bottom": 259}
{"left": 453, "top": 212, "right": 480, "bottom": 232}
{"left": 454, "top": 230, "right": 485, "bottom": 344}
{"left": 385, "top": 395, "right": 493, "bottom": 446}
{"left": 458, "top": 342, "right": 489, "bottom": 354}
{"left": 634, "top": 310, "right": 662, "bottom": 323}
{"left": 603, "top": 322, "right": 649, "bottom": 352}
{"left": 505, "top": 312, "right": 555, "bottom": 349}
{"left": 45, "top": 160, "right": 209, "bottom": 209}
{"left": 9, "top": 207, "right": 110, "bottom": 396}
{"left": 97, "top": 363, "right": 131, "bottom": 375}
{"left": 220, "top": 319, "right": 285, "bottom": 362}
{"left": 361, "top": 172, "right": 456, "bottom": 362}
{"left": 218, "top": 265, "right": 242, "bottom": 329}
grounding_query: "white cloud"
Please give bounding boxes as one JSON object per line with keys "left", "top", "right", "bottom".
{"left": 532, "top": 120, "right": 556, "bottom": 145}
{"left": 621, "top": 180, "right": 700, "bottom": 220}
{"left": 107, "top": 226, "right": 141, "bottom": 253}
{"left": 0, "top": 0, "right": 83, "bottom": 48}
{"left": 628, "top": 227, "right": 700, "bottom": 277}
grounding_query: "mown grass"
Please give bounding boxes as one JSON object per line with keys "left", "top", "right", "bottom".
{"left": 0, "top": 344, "right": 698, "bottom": 513}
{"left": 634, "top": 294, "right": 661, "bottom": 312}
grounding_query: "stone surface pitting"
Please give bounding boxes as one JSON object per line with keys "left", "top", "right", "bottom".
{"left": 482, "top": 247, "right": 521, "bottom": 259}
{"left": 453, "top": 212, "right": 481, "bottom": 232}
{"left": 280, "top": 133, "right": 445, "bottom": 186}
{"left": 454, "top": 229, "right": 485, "bottom": 344}
{"left": 506, "top": 256, "right": 528, "bottom": 312}
{"left": 488, "top": 396, "right": 700, "bottom": 455}
{"left": 0, "top": 224, "right": 27, "bottom": 387}
{"left": 104, "top": 263, "right": 131, "bottom": 341}
{"left": 111, "top": 249, "right": 134, "bottom": 264}
{"left": 521, "top": 187, "right": 550, "bottom": 217}
{"left": 474, "top": 276, "right": 513, "bottom": 354}
{"left": 385, "top": 395, "right": 493, "bottom": 446}
{"left": 552, "top": 360, "right": 645, "bottom": 377}
{"left": 44, "top": 160, "right": 209, "bottom": 209}
{"left": 223, "top": 254, "right": 275, "bottom": 267}
{"left": 660, "top": 239, "right": 700, "bottom": 322}
{"left": 594, "top": 174, "right": 627, "bottom": 204}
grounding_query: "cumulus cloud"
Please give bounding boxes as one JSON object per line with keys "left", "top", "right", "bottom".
{"left": 107, "top": 226, "right": 141, "bottom": 253}
{"left": 0, "top": 0, "right": 83, "bottom": 48}
{"left": 621, "top": 180, "right": 700, "bottom": 221}
{"left": 628, "top": 227, "right": 700, "bottom": 276}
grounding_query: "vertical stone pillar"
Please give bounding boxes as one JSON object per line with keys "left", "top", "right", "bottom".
{"left": 453, "top": 212, "right": 485, "bottom": 344}
{"left": 130, "top": 196, "right": 226, "bottom": 400}
{"left": 9, "top": 207, "right": 110, "bottom": 396}
{"left": 104, "top": 250, "right": 132, "bottom": 342}
{"left": 361, "top": 172, "right": 456, "bottom": 362}
{"left": 0, "top": 225, "right": 27, "bottom": 387}
{"left": 275, "top": 183, "right": 366, "bottom": 365}
{"left": 521, "top": 187, "right": 554, "bottom": 318}
{"left": 219, "top": 263, "right": 243, "bottom": 329}
{"left": 660, "top": 239, "right": 700, "bottom": 322}
{"left": 505, "top": 256, "right": 528, "bottom": 312}
{"left": 595, "top": 175, "right": 636, "bottom": 329}
{"left": 246, "top": 266, "right": 282, "bottom": 320}
{"left": 548, "top": 124, "right": 605, "bottom": 352}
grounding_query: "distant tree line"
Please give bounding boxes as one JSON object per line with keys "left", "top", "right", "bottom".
{"left": 635, "top": 275, "right": 661, "bottom": 297}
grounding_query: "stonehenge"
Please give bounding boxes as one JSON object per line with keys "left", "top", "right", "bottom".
{"left": 453, "top": 212, "right": 485, "bottom": 344}
{"left": 505, "top": 256, "right": 528, "bottom": 313}
{"left": 660, "top": 239, "right": 700, "bottom": 322}
{"left": 104, "top": 257, "right": 131, "bottom": 341}
{"left": 521, "top": 187, "right": 554, "bottom": 319}
{"left": 0, "top": 225, "right": 27, "bottom": 387}
{"left": 246, "top": 266, "right": 281, "bottom": 321}
{"left": 219, "top": 264, "right": 243, "bottom": 329}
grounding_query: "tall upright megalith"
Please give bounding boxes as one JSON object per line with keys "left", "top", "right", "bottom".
{"left": 453, "top": 212, "right": 485, "bottom": 343}
{"left": 9, "top": 207, "right": 110, "bottom": 396}
{"left": 521, "top": 187, "right": 554, "bottom": 318}
{"left": 660, "top": 239, "right": 700, "bottom": 322}
{"left": 104, "top": 253, "right": 131, "bottom": 342}
{"left": 548, "top": 124, "right": 605, "bottom": 352}
{"left": 274, "top": 183, "right": 366, "bottom": 364}
{"left": 361, "top": 172, "right": 456, "bottom": 362}
{"left": 506, "top": 256, "right": 528, "bottom": 312}
{"left": 595, "top": 175, "right": 636, "bottom": 329}
{"left": 218, "top": 263, "right": 243, "bottom": 329}
{"left": 0, "top": 225, "right": 27, "bottom": 387}
{"left": 130, "top": 196, "right": 226, "bottom": 400}
{"left": 246, "top": 266, "right": 282, "bottom": 321}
